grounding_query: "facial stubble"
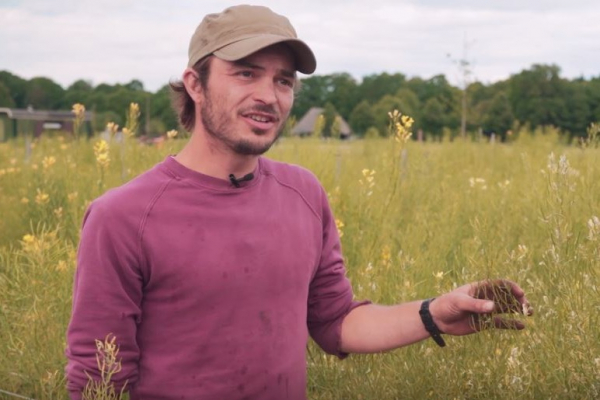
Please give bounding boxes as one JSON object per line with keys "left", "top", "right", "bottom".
{"left": 200, "top": 87, "right": 288, "bottom": 156}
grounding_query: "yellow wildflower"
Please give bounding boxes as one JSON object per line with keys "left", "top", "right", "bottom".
{"left": 72, "top": 103, "right": 86, "bottom": 139}
{"left": 129, "top": 102, "right": 140, "bottom": 114}
{"left": 96, "top": 152, "right": 110, "bottom": 167}
{"left": 106, "top": 122, "right": 119, "bottom": 137}
{"left": 388, "top": 109, "right": 413, "bottom": 144}
{"left": 94, "top": 139, "right": 109, "bottom": 154}
{"left": 335, "top": 219, "right": 345, "bottom": 238}
{"left": 35, "top": 189, "right": 50, "bottom": 205}
{"left": 71, "top": 103, "right": 85, "bottom": 118}
{"left": 125, "top": 102, "right": 141, "bottom": 137}
{"left": 42, "top": 156, "right": 56, "bottom": 169}
{"left": 94, "top": 140, "right": 110, "bottom": 168}
{"left": 53, "top": 207, "right": 63, "bottom": 218}
{"left": 360, "top": 169, "right": 376, "bottom": 189}
{"left": 401, "top": 115, "right": 414, "bottom": 129}
{"left": 167, "top": 129, "right": 178, "bottom": 139}
{"left": 21, "top": 197, "right": 29, "bottom": 204}
{"left": 68, "top": 192, "right": 78, "bottom": 202}
{"left": 588, "top": 216, "right": 600, "bottom": 241}
{"left": 381, "top": 245, "right": 392, "bottom": 264}
{"left": 22, "top": 234, "right": 35, "bottom": 244}
{"left": 55, "top": 260, "right": 68, "bottom": 272}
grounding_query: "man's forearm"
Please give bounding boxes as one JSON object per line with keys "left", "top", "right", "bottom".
{"left": 340, "top": 301, "right": 430, "bottom": 353}
{"left": 340, "top": 279, "right": 532, "bottom": 354}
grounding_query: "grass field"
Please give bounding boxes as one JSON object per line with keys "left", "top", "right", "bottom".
{"left": 0, "top": 125, "right": 599, "bottom": 399}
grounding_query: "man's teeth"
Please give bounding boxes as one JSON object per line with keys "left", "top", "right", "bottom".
{"left": 248, "top": 115, "right": 271, "bottom": 122}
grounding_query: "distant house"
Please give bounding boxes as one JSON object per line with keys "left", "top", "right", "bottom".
{"left": 291, "top": 107, "right": 352, "bottom": 139}
{"left": 0, "top": 107, "right": 94, "bottom": 141}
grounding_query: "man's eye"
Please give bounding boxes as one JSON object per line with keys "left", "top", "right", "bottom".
{"left": 279, "top": 79, "right": 293, "bottom": 87}
{"left": 239, "top": 71, "right": 253, "bottom": 78}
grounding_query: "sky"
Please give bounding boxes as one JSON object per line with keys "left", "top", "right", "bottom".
{"left": 1, "top": 0, "right": 599, "bottom": 92}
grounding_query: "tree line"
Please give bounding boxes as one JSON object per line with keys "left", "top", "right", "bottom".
{"left": 1, "top": 64, "right": 599, "bottom": 139}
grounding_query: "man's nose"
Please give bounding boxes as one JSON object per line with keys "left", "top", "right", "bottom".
{"left": 252, "top": 78, "right": 277, "bottom": 104}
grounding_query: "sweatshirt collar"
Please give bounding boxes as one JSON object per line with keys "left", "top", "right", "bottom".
{"left": 161, "top": 155, "right": 262, "bottom": 191}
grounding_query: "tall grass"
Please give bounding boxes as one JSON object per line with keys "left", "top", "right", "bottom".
{"left": 0, "top": 126, "right": 598, "bottom": 399}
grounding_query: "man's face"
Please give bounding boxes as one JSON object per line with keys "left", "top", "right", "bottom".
{"left": 199, "top": 44, "right": 296, "bottom": 156}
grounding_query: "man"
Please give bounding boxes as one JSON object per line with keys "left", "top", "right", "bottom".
{"left": 65, "top": 5, "right": 532, "bottom": 400}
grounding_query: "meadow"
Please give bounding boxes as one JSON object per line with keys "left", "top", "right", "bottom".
{"left": 0, "top": 116, "right": 599, "bottom": 399}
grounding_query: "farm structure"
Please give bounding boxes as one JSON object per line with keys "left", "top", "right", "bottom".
{"left": 0, "top": 107, "right": 94, "bottom": 141}
{"left": 292, "top": 107, "right": 352, "bottom": 139}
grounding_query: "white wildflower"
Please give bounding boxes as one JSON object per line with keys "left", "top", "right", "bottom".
{"left": 587, "top": 216, "right": 600, "bottom": 241}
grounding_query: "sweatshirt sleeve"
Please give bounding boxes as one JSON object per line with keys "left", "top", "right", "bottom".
{"left": 307, "top": 187, "right": 369, "bottom": 358}
{"left": 65, "top": 199, "right": 143, "bottom": 396}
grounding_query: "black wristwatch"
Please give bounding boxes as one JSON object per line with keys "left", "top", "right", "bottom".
{"left": 419, "top": 298, "right": 446, "bottom": 347}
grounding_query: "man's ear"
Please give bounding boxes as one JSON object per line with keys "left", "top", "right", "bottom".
{"left": 182, "top": 68, "right": 203, "bottom": 102}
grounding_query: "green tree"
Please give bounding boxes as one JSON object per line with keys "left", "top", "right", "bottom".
{"left": 562, "top": 81, "right": 590, "bottom": 136}
{"left": 395, "top": 88, "right": 421, "bottom": 122}
{"left": 94, "top": 110, "right": 121, "bottom": 132}
{"left": 0, "top": 81, "right": 16, "bottom": 107}
{"left": 104, "top": 88, "right": 147, "bottom": 127}
{"left": 325, "top": 73, "right": 359, "bottom": 120}
{"left": 25, "top": 77, "right": 65, "bottom": 109}
{"left": 349, "top": 100, "right": 375, "bottom": 136}
{"left": 482, "top": 92, "right": 514, "bottom": 136}
{"left": 421, "top": 97, "right": 446, "bottom": 137}
{"left": 322, "top": 102, "right": 337, "bottom": 138}
{"left": 359, "top": 72, "right": 406, "bottom": 104}
{"left": 364, "top": 126, "right": 381, "bottom": 139}
{"left": 407, "top": 75, "right": 460, "bottom": 132}
{"left": 406, "top": 75, "right": 454, "bottom": 105}
{"left": 151, "top": 85, "right": 179, "bottom": 131}
{"left": 68, "top": 79, "right": 94, "bottom": 92}
{"left": 292, "top": 75, "right": 329, "bottom": 119}
{"left": 586, "top": 77, "right": 600, "bottom": 121}
{"left": 508, "top": 64, "right": 568, "bottom": 128}
{"left": 371, "top": 95, "right": 404, "bottom": 136}
{"left": 293, "top": 73, "right": 359, "bottom": 123}
{"left": 0, "top": 70, "right": 27, "bottom": 107}
{"left": 94, "top": 83, "right": 116, "bottom": 94}
{"left": 147, "top": 118, "right": 167, "bottom": 137}
{"left": 331, "top": 116, "right": 342, "bottom": 139}
{"left": 125, "top": 79, "right": 145, "bottom": 92}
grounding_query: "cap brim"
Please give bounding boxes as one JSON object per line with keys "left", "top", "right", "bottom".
{"left": 213, "top": 34, "right": 316, "bottom": 74}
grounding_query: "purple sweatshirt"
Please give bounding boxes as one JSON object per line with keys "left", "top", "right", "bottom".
{"left": 66, "top": 156, "right": 366, "bottom": 400}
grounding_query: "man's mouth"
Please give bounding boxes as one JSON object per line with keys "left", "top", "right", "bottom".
{"left": 247, "top": 113, "right": 276, "bottom": 123}
{"left": 242, "top": 112, "right": 279, "bottom": 131}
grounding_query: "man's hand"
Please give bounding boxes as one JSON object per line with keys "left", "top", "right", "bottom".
{"left": 428, "top": 279, "right": 533, "bottom": 336}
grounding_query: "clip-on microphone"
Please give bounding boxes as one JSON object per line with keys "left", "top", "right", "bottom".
{"left": 229, "top": 173, "right": 254, "bottom": 188}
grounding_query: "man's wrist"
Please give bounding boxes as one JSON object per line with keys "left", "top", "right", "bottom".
{"left": 419, "top": 298, "right": 446, "bottom": 347}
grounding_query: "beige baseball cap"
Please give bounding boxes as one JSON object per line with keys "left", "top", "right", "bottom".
{"left": 188, "top": 5, "right": 316, "bottom": 74}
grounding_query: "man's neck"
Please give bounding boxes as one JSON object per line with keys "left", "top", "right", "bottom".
{"left": 174, "top": 131, "right": 259, "bottom": 181}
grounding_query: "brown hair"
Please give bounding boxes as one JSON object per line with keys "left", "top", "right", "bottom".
{"left": 169, "top": 56, "right": 212, "bottom": 132}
